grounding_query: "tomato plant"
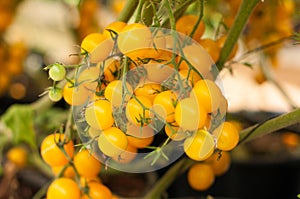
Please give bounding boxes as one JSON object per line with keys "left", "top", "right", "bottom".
{"left": 1, "top": 0, "right": 299, "bottom": 198}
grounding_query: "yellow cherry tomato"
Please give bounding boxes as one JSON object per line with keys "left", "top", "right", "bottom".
{"left": 126, "top": 96, "right": 152, "bottom": 126}
{"left": 81, "top": 182, "right": 112, "bottom": 199}
{"left": 134, "top": 83, "right": 162, "bottom": 103}
{"left": 198, "top": 38, "right": 221, "bottom": 63}
{"left": 74, "top": 149, "right": 102, "bottom": 178}
{"left": 214, "top": 121, "right": 240, "bottom": 151}
{"left": 103, "top": 21, "right": 127, "bottom": 38}
{"left": 47, "top": 178, "right": 81, "bottom": 199}
{"left": 104, "top": 80, "right": 133, "bottom": 107}
{"left": 40, "top": 134, "right": 74, "bottom": 167}
{"left": 205, "top": 151, "right": 231, "bottom": 176}
{"left": 117, "top": 23, "right": 152, "bottom": 60}
{"left": 6, "top": 146, "right": 27, "bottom": 168}
{"left": 182, "top": 44, "right": 212, "bottom": 77}
{"left": 175, "top": 97, "right": 207, "bottom": 131}
{"left": 152, "top": 90, "right": 177, "bottom": 123}
{"left": 63, "top": 81, "right": 90, "bottom": 106}
{"left": 81, "top": 33, "right": 105, "bottom": 53}
{"left": 98, "top": 127, "right": 128, "bottom": 158}
{"left": 176, "top": 15, "right": 205, "bottom": 42}
{"left": 184, "top": 129, "right": 215, "bottom": 161}
{"left": 85, "top": 99, "right": 114, "bottom": 130}
{"left": 187, "top": 163, "right": 215, "bottom": 191}
{"left": 191, "top": 79, "right": 223, "bottom": 113}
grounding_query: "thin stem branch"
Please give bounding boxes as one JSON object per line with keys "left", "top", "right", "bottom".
{"left": 236, "top": 35, "right": 293, "bottom": 62}
{"left": 188, "top": 0, "right": 204, "bottom": 40}
{"left": 216, "top": 0, "right": 260, "bottom": 70}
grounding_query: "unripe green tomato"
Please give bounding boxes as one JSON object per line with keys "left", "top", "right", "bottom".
{"left": 49, "top": 64, "right": 66, "bottom": 81}
{"left": 48, "top": 87, "right": 63, "bottom": 102}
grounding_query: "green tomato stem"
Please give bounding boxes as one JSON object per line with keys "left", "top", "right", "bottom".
{"left": 216, "top": 0, "right": 261, "bottom": 70}
{"left": 117, "top": 0, "right": 140, "bottom": 22}
{"left": 144, "top": 157, "right": 194, "bottom": 199}
{"left": 239, "top": 108, "right": 300, "bottom": 144}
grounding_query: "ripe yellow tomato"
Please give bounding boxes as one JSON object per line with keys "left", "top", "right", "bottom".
{"left": 134, "top": 83, "right": 162, "bottom": 103}
{"left": 176, "top": 15, "right": 205, "bottom": 42}
{"left": 152, "top": 90, "right": 177, "bottom": 123}
{"left": 175, "top": 97, "right": 207, "bottom": 131}
{"left": 81, "top": 182, "right": 112, "bottom": 199}
{"left": 104, "top": 80, "right": 133, "bottom": 107}
{"left": 198, "top": 38, "right": 221, "bottom": 63}
{"left": 81, "top": 33, "right": 106, "bottom": 53}
{"left": 89, "top": 37, "right": 114, "bottom": 63}
{"left": 205, "top": 151, "right": 231, "bottom": 176}
{"left": 126, "top": 122, "right": 154, "bottom": 148}
{"left": 85, "top": 99, "right": 114, "bottom": 130}
{"left": 184, "top": 129, "right": 215, "bottom": 161}
{"left": 144, "top": 62, "right": 174, "bottom": 84}
{"left": 191, "top": 79, "right": 223, "bottom": 113}
{"left": 63, "top": 81, "right": 90, "bottom": 106}
{"left": 97, "top": 127, "right": 128, "bottom": 158}
{"left": 187, "top": 163, "right": 215, "bottom": 191}
{"left": 117, "top": 23, "right": 152, "bottom": 60}
{"left": 103, "top": 21, "right": 127, "bottom": 38}
{"left": 214, "top": 121, "right": 240, "bottom": 151}
{"left": 40, "top": 134, "right": 74, "bottom": 167}
{"left": 182, "top": 44, "right": 212, "bottom": 78}
{"left": 6, "top": 146, "right": 27, "bottom": 168}
{"left": 126, "top": 96, "right": 152, "bottom": 126}
{"left": 74, "top": 149, "right": 102, "bottom": 178}
{"left": 47, "top": 178, "right": 81, "bottom": 199}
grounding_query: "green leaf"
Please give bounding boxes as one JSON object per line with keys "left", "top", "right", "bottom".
{"left": 1, "top": 104, "right": 36, "bottom": 148}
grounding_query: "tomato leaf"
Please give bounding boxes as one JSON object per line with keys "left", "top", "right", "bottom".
{"left": 1, "top": 104, "right": 36, "bottom": 148}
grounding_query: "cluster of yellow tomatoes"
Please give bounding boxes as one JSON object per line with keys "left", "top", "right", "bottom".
{"left": 0, "top": 41, "right": 27, "bottom": 97}
{"left": 40, "top": 133, "right": 119, "bottom": 199}
{"left": 44, "top": 13, "right": 241, "bottom": 194}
